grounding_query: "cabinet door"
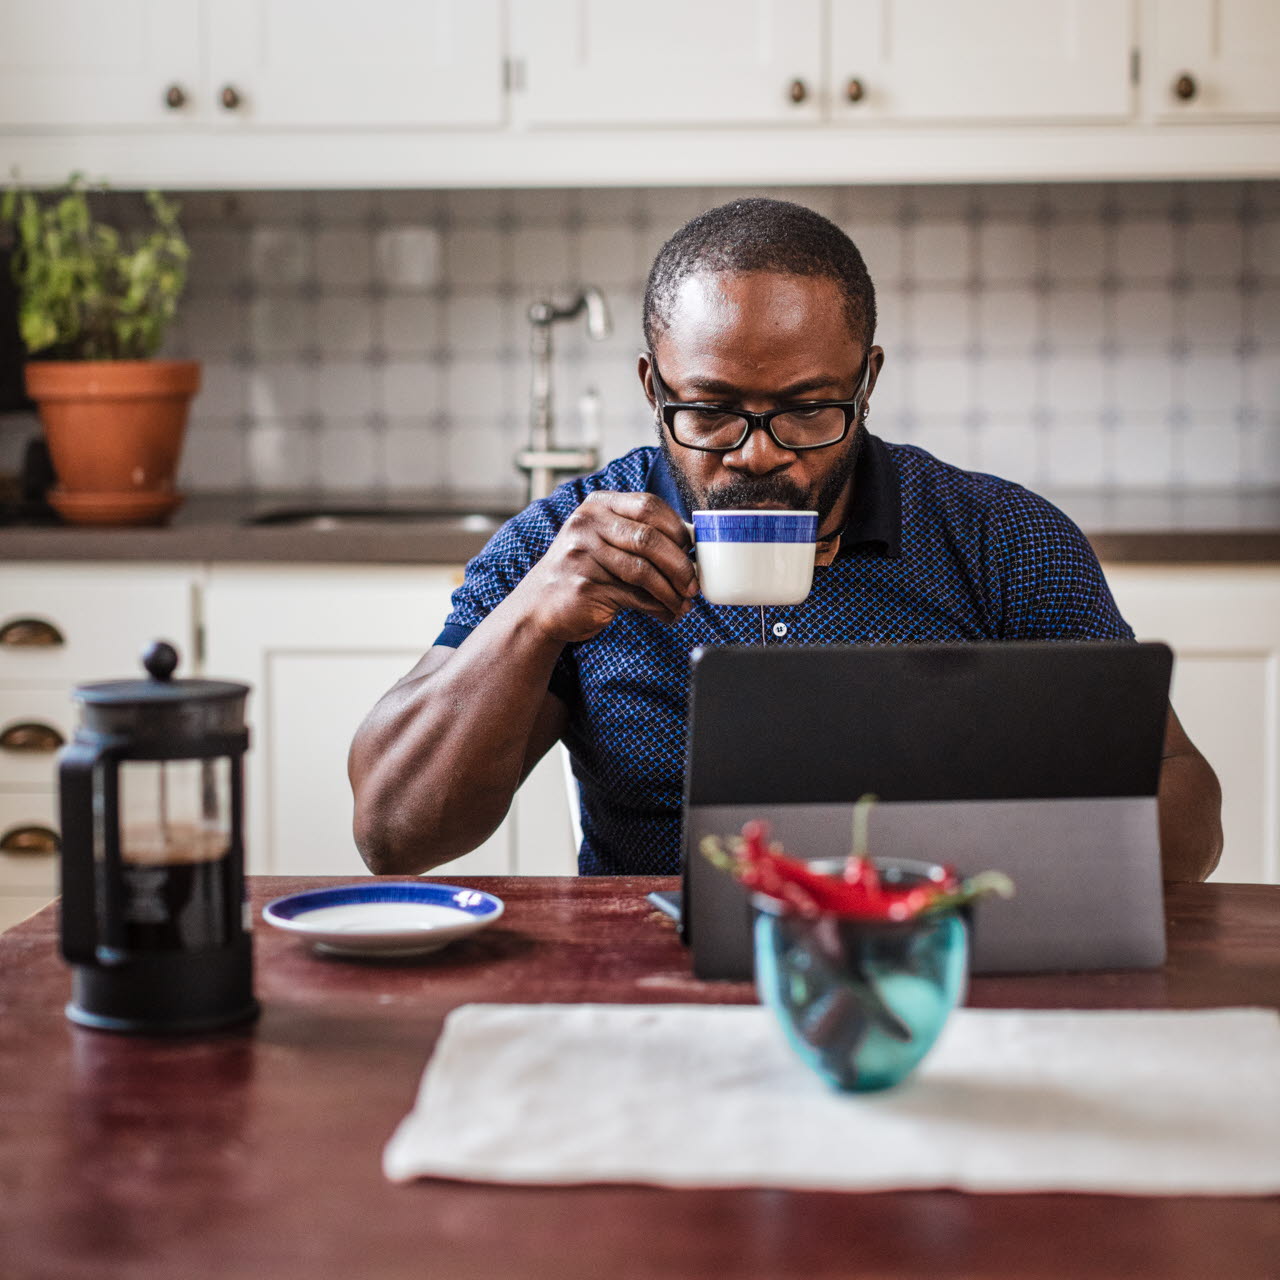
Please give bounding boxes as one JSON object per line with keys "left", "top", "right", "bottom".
{"left": 513, "top": 0, "right": 824, "bottom": 127}
{"left": 830, "top": 0, "right": 1134, "bottom": 123}
{"left": 0, "top": 0, "right": 201, "bottom": 127}
{"left": 1105, "top": 566, "right": 1280, "bottom": 885}
{"left": 203, "top": 566, "right": 513, "bottom": 877}
{"left": 1144, "top": 0, "right": 1280, "bottom": 121}
{"left": 207, "top": 0, "right": 504, "bottom": 128}
{"left": 266, "top": 651, "right": 512, "bottom": 877}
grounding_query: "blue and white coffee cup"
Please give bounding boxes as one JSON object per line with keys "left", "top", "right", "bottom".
{"left": 690, "top": 510, "right": 819, "bottom": 606}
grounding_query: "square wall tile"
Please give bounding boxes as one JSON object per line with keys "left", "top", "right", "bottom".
{"left": 1177, "top": 417, "right": 1243, "bottom": 486}
{"left": 1113, "top": 219, "right": 1176, "bottom": 283}
{"left": 449, "top": 291, "right": 507, "bottom": 356}
{"left": 1240, "top": 424, "right": 1280, "bottom": 485}
{"left": 187, "top": 228, "right": 250, "bottom": 293}
{"left": 317, "top": 420, "right": 382, "bottom": 490}
{"left": 848, "top": 222, "right": 904, "bottom": 284}
{"left": 1113, "top": 353, "right": 1175, "bottom": 417}
{"left": 384, "top": 419, "right": 449, "bottom": 489}
{"left": 194, "top": 360, "right": 248, "bottom": 418}
{"left": 445, "top": 418, "right": 519, "bottom": 489}
{"left": 249, "top": 228, "right": 312, "bottom": 288}
{"left": 977, "top": 221, "right": 1039, "bottom": 284}
{"left": 381, "top": 360, "right": 442, "bottom": 417}
{"left": 179, "top": 419, "right": 246, "bottom": 490}
{"left": 444, "top": 357, "right": 510, "bottom": 419}
{"left": 578, "top": 224, "right": 644, "bottom": 288}
{"left": 1177, "top": 351, "right": 1243, "bottom": 417}
{"left": 315, "top": 229, "right": 373, "bottom": 288}
{"left": 1046, "top": 287, "right": 1106, "bottom": 346}
{"left": 249, "top": 363, "right": 313, "bottom": 419}
{"left": 511, "top": 227, "right": 574, "bottom": 288}
{"left": 979, "top": 356, "right": 1040, "bottom": 420}
{"left": 912, "top": 356, "right": 974, "bottom": 417}
{"left": 1043, "top": 418, "right": 1108, "bottom": 487}
{"left": 915, "top": 421, "right": 978, "bottom": 471}
{"left": 380, "top": 296, "right": 442, "bottom": 354}
{"left": 1045, "top": 224, "right": 1107, "bottom": 282}
{"left": 246, "top": 421, "right": 319, "bottom": 489}
{"left": 376, "top": 227, "right": 444, "bottom": 289}
{"left": 1183, "top": 217, "right": 1244, "bottom": 281}
{"left": 1178, "top": 286, "right": 1245, "bottom": 347}
{"left": 312, "top": 363, "right": 378, "bottom": 418}
{"left": 446, "top": 229, "right": 508, "bottom": 287}
{"left": 314, "top": 296, "right": 375, "bottom": 357}
{"left": 1045, "top": 355, "right": 1107, "bottom": 418}
{"left": 976, "top": 287, "right": 1041, "bottom": 352}
{"left": 911, "top": 221, "right": 972, "bottom": 284}
{"left": 250, "top": 296, "right": 314, "bottom": 356}
{"left": 974, "top": 421, "right": 1042, "bottom": 487}
{"left": 906, "top": 288, "right": 971, "bottom": 351}
{"left": 1248, "top": 217, "right": 1280, "bottom": 279}
{"left": 1111, "top": 418, "right": 1176, "bottom": 487}
{"left": 1113, "top": 288, "right": 1176, "bottom": 347}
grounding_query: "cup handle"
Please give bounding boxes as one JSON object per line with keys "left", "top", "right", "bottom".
{"left": 683, "top": 521, "right": 696, "bottom": 556}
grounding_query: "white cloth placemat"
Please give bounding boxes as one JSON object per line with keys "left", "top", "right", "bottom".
{"left": 384, "top": 1003, "right": 1280, "bottom": 1195}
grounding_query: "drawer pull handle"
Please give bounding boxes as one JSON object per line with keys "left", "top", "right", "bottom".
{"left": 0, "top": 722, "right": 65, "bottom": 754}
{"left": 1, "top": 825, "right": 59, "bottom": 856}
{"left": 0, "top": 618, "right": 65, "bottom": 648}
{"left": 845, "top": 77, "right": 866, "bottom": 103}
{"left": 787, "top": 78, "right": 808, "bottom": 105}
{"left": 1173, "top": 72, "right": 1198, "bottom": 102}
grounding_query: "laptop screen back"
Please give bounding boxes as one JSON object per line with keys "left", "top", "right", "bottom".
{"left": 681, "top": 641, "right": 1172, "bottom": 979}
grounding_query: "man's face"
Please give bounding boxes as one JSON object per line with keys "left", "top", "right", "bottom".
{"left": 641, "top": 271, "right": 883, "bottom": 533}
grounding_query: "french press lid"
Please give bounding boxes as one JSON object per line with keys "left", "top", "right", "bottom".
{"left": 71, "top": 641, "right": 249, "bottom": 755}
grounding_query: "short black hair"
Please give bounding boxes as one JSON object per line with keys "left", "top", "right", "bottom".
{"left": 642, "top": 197, "right": 876, "bottom": 351}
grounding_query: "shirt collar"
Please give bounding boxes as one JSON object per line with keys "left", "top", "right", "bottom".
{"left": 643, "top": 432, "right": 901, "bottom": 560}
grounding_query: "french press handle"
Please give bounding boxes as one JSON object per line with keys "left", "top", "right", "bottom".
{"left": 59, "top": 739, "right": 125, "bottom": 965}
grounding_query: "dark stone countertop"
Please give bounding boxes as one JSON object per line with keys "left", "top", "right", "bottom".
{"left": 2, "top": 487, "right": 1280, "bottom": 565}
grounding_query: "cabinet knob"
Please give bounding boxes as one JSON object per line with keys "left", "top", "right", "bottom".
{"left": 220, "top": 84, "right": 244, "bottom": 111}
{"left": 164, "top": 83, "right": 187, "bottom": 110}
{"left": 0, "top": 617, "right": 64, "bottom": 648}
{"left": 1, "top": 825, "right": 59, "bottom": 856}
{"left": 787, "top": 78, "right": 808, "bottom": 105}
{"left": 0, "top": 722, "right": 65, "bottom": 754}
{"left": 1173, "top": 72, "right": 1198, "bottom": 101}
{"left": 845, "top": 77, "right": 866, "bottom": 104}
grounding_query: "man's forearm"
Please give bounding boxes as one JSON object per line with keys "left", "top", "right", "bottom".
{"left": 1156, "top": 748, "right": 1223, "bottom": 882}
{"left": 349, "top": 600, "right": 566, "bottom": 875}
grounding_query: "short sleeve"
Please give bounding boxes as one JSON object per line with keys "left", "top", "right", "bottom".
{"left": 989, "top": 489, "right": 1135, "bottom": 642}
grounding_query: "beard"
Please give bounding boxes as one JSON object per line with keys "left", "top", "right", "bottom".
{"left": 660, "top": 421, "right": 864, "bottom": 526}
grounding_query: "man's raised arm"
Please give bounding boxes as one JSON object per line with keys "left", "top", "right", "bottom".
{"left": 1157, "top": 705, "right": 1223, "bottom": 882}
{"left": 348, "top": 491, "right": 696, "bottom": 875}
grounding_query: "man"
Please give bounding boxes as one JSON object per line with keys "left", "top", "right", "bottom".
{"left": 350, "top": 198, "right": 1222, "bottom": 882}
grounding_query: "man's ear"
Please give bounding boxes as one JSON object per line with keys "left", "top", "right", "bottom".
{"left": 865, "top": 345, "right": 886, "bottom": 400}
{"left": 638, "top": 352, "right": 656, "bottom": 409}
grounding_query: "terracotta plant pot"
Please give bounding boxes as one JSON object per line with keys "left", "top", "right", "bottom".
{"left": 24, "top": 359, "right": 201, "bottom": 527}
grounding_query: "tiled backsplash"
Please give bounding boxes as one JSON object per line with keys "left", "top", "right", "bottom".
{"left": 12, "top": 182, "right": 1280, "bottom": 493}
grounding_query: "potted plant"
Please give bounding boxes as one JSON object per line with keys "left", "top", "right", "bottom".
{"left": 1, "top": 176, "right": 197, "bottom": 526}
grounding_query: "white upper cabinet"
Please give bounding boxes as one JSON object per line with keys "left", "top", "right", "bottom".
{"left": 1144, "top": 0, "right": 1280, "bottom": 122}
{"left": 0, "top": 0, "right": 502, "bottom": 131}
{"left": 830, "top": 0, "right": 1134, "bottom": 124}
{"left": 0, "top": 0, "right": 201, "bottom": 127}
{"left": 207, "top": 0, "right": 504, "bottom": 128}
{"left": 511, "top": 0, "right": 825, "bottom": 127}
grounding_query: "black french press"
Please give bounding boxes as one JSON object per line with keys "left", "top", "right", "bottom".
{"left": 59, "top": 641, "right": 258, "bottom": 1034}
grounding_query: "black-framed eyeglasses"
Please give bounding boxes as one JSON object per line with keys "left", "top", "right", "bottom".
{"left": 649, "top": 353, "right": 871, "bottom": 453}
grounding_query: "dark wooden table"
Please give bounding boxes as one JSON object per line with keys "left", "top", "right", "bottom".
{"left": 2, "top": 878, "right": 1277, "bottom": 1280}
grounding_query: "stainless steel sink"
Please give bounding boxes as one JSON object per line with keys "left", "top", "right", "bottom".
{"left": 242, "top": 506, "right": 512, "bottom": 534}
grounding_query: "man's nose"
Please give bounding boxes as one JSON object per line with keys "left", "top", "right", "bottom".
{"left": 723, "top": 423, "right": 796, "bottom": 475}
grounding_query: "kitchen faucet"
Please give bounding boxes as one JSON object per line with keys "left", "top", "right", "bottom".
{"left": 516, "top": 287, "right": 611, "bottom": 503}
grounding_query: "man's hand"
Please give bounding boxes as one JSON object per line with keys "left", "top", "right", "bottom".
{"left": 510, "top": 491, "right": 698, "bottom": 644}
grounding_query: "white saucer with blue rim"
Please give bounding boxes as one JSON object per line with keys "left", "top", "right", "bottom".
{"left": 262, "top": 882, "right": 504, "bottom": 958}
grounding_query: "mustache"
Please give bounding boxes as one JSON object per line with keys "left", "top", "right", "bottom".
{"left": 703, "top": 473, "right": 811, "bottom": 510}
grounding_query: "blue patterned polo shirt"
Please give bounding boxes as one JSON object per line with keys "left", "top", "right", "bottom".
{"left": 436, "top": 435, "right": 1133, "bottom": 875}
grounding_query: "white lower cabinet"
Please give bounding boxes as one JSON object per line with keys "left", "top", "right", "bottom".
{"left": 1104, "top": 565, "right": 1280, "bottom": 885}
{"left": 202, "top": 565, "right": 576, "bottom": 879}
{"left": 0, "top": 562, "right": 201, "bottom": 931}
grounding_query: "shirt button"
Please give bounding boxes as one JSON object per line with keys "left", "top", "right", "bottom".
{"left": 771, "top": 622, "right": 788, "bottom": 638}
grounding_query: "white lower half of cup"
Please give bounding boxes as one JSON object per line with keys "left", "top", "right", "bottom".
{"left": 695, "top": 541, "right": 815, "bottom": 606}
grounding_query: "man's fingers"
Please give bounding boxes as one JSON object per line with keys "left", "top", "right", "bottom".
{"left": 592, "top": 541, "right": 690, "bottom": 618}
{"left": 595, "top": 513, "right": 697, "bottom": 600}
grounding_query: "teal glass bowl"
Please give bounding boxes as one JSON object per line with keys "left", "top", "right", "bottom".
{"left": 753, "top": 859, "right": 969, "bottom": 1092}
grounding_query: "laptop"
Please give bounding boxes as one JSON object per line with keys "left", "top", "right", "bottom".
{"left": 676, "top": 641, "right": 1173, "bottom": 980}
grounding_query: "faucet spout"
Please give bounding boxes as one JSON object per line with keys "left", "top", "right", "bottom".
{"left": 518, "top": 287, "right": 612, "bottom": 503}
